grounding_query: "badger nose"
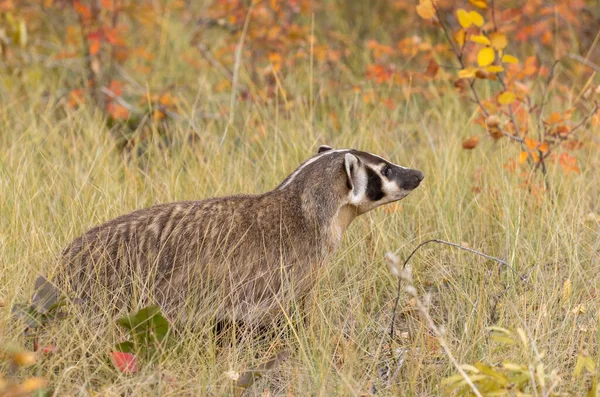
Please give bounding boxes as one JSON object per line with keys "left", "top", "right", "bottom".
{"left": 400, "top": 169, "right": 424, "bottom": 190}
{"left": 415, "top": 170, "right": 424, "bottom": 181}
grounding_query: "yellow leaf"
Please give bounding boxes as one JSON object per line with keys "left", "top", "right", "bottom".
{"left": 502, "top": 54, "right": 518, "bottom": 64}
{"left": 477, "top": 47, "right": 495, "bottom": 67}
{"left": 468, "top": 0, "right": 488, "bottom": 8}
{"left": 518, "top": 151, "right": 528, "bottom": 163}
{"left": 416, "top": 1, "right": 435, "bottom": 19}
{"left": 469, "top": 34, "right": 491, "bottom": 45}
{"left": 498, "top": 91, "right": 515, "bottom": 105}
{"left": 458, "top": 68, "right": 477, "bottom": 78}
{"left": 490, "top": 32, "right": 507, "bottom": 50}
{"left": 469, "top": 11, "right": 484, "bottom": 27}
{"left": 485, "top": 65, "right": 504, "bottom": 73}
{"left": 456, "top": 9, "right": 472, "bottom": 28}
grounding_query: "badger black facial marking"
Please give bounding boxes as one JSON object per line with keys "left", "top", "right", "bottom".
{"left": 365, "top": 166, "right": 385, "bottom": 201}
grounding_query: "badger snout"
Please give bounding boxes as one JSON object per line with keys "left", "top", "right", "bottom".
{"left": 399, "top": 168, "right": 424, "bottom": 191}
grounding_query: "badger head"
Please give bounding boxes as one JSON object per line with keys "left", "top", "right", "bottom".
{"left": 318, "top": 145, "right": 424, "bottom": 214}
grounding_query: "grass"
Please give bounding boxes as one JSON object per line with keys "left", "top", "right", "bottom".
{"left": 1, "top": 16, "right": 600, "bottom": 397}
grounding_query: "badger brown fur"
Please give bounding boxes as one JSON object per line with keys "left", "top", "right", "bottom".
{"left": 56, "top": 146, "right": 424, "bottom": 327}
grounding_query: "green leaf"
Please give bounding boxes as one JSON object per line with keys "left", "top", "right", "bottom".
{"left": 150, "top": 311, "right": 169, "bottom": 342}
{"left": 115, "top": 341, "right": 135, "bottom": 353}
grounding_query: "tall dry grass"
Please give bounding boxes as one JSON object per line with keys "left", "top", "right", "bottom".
{"left": 1, "top": 14, "right": 599, "bottom": 397}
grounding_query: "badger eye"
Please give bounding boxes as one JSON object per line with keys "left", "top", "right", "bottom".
{"left": 381, "top": 165, "right": 391, "bottom": 177}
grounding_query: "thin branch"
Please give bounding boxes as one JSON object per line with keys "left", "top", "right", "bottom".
{"left": 537, "top": 60, "right": 560, "bottom": 140}
{"left": 196, "top": 43, "right": 234, "bottom": 81}
{"left": 490, "top": 0, "right": 498, "bottom": 32}
{"left": 568, "top": 101, "right": 599, "bottom": 136}
{"left": 389, "top": 239, "right": 526, "bottom": 341}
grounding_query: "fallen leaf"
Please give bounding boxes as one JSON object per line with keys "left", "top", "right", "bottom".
{"left": 111, "top": 351, "right": 138, "bottom": 374}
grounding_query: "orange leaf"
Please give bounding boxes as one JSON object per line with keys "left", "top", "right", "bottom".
{"left": 107, "top": 103, "right": 129, "bottom": 120}
{"left": 546, "top": 112, "right": 562, "bottom": 124}
{"left": 462, "top": 136, "right": 480, "bottom": 149}
{"left": 453, "top": 29, "right": 466, "bottom": 47}
{"left": 518, "top": 151, "right": 528, "bottom": 163}
{"left": 74, "top": 0, "right": 92, "bottom": 19}
{"left": 525, "top": 137, "right": 537, "bottom": 150}
{"left": 538, "top": 142, "right": 549, "bottom": 153}
{"left": 559, "top": 153, "right": 581, "bottom": 174}
{"left": 89, "top": 39, "right": 100, "bottom": 55}
{"left": 101, "top": 0, "right": 114, "bottom": 10}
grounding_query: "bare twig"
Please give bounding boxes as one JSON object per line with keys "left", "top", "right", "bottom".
{"left": 568, "top": 101, "right": 599, "bottom": 136}
{"left": 386, "top": 254, "right": 484, "bottom": 397}
{"left": 389, "top": 239, "right": 526, "bottom": 342}
{"left": 196, "top": 43, "right": 234, "bottom": 81}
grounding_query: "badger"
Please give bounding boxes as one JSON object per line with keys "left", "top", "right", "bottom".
{"left": 54, "top": 146, "right": 424, "bottom": 327}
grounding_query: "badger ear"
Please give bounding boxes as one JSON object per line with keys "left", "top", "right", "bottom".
{"left": 344, "top": 153, "right": 360, "bottom": 193}
{"left": 318, "top": 145, "right": 333, "bottom": 153}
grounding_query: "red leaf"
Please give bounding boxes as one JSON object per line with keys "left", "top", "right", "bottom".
{"left": 111, "top": 351, "right": 138, "bottom": 374}
{"left": 41, "top": 345, "right": 58, "bottom": 355}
